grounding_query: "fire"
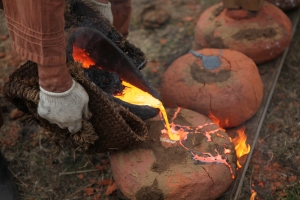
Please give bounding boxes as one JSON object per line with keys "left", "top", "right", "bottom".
{"left": 72, "top": 45, "right": 96, "bottom": 68}
{"left": 209, "top": 112, "right": 221, "bottom": 126}
{"left": 209, "top": 112, "right": 250, "bottom": 168}
{"left": 232, "top": 127, "right": 250, "bottom": 168}
{"left": 209, "top": 112, "right": 229, "bottom": 127}
{"left": 250, "top": 190, "right": 257, "bottom": 200}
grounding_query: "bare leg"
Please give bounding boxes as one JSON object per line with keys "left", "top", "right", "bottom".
{"left": 109, "top": 0, "right": 132, "bottom": 38}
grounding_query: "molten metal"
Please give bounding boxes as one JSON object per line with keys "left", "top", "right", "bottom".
{"left": 72, "top": 45, "right": 179, "bottom": 140}
{"left": 161, "top": 108, "right": 235, "bottom": 179}
{"left": 115, "top": 81, "right": 180, "bottom": 141}
{"left": 209, "top": 112, "right": 250, "bottom": 168}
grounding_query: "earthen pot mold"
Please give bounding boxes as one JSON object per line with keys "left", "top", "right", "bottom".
{"left": 110, "top": 108, "right": 236, "bottom": 200}
{"left": 160, "top": 48, "right": 264, "bottom": 128}
{"left": 194, "top": 1, "right": 292, "bottom": 64}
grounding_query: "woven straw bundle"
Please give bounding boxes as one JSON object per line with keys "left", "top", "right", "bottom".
{"left": 4, "top": 61, "right": 148, "bottom": 154}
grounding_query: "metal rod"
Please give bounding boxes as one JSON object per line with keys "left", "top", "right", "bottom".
{"left": 233, "top": 8, "right": 300, "bottom": 200}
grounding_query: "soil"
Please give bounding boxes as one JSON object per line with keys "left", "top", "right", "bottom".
{"left": 0, "top": 0, "right": 300, "bottom": 200}
{"left": 190, "top": 64, "right": 231, "bottom": 84}
{"left": 232, "top": 28, "right": 277, "bottom": 41}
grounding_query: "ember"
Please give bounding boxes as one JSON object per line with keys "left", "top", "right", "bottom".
{"left": 72, "top": 45, "right": 96, "bottom": 69}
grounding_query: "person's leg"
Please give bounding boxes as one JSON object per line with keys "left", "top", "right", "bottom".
{"left": 2, "top": 0, "right": 66, "bottom": 67}
{"left": 109, "top": 0, "right": 132, "bottom": 38}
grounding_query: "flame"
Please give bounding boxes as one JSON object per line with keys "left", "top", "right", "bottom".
{"left": 232, "top": 127, "right": 250, "bottom": 168}
{"left": 209, "top": 112, "right": 230, "bottom": 127}
{"left": 209, "top": 112, "right": 250, "bottom": 168}
{"left": 72, "top": 45, "right": 96, "bottom": 68}
{"left": 250, "top": 190, "right": 257, "bottom": 200}
{"left": 115, "top": 81, "right": 180, "bottom": 141}
{"left": 209, "top": 112, "right": 221, "bottom": 126}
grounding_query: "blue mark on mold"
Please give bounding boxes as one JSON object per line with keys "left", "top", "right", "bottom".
{"left": 189, "top": 50, "right": 222, "bottom": 70}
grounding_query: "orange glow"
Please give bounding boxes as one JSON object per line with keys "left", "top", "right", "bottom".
{"left": 72, "top": 46, "right": 236, "bottom": 178}
{"left": 250, "top": 190, "right": 257, "bottom": 200}
{"left": 161, "top": 108, "right": 235, "bottom": 179}
{"left": 72, "top": 46, "right": 179, "bottom": 140}
{"left": 209, "top": 112, "right": 250, "bottom": 168}
{"left": 224, "top": 148, "right": 231, "bottom": 154}
{"left": 209, "top": 112, "right": 229, "bottom": 127}
{"left": 115, "top": 81, "right": 180, "bottom": 141}
{"left": 192, "top": 149, "right": 235, "bottom": 179}
{"left": 232, "top": 127, "right": 250, "bottom": 168}
{"left": 72, "top": 45, "right": 96, "bottom": 68}
{"left": 209, "top": 112, "right": 221, "bottom": 126}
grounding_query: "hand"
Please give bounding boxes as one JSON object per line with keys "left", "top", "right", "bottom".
{"left": 38, "top": 79, "right": 90, "bottom": 133}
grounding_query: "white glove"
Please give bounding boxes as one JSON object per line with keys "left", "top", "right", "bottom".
{"left": 38, "top": 79, "right": 90, "bottom": 133}
{"left": 88, "top": 0, "right": 113, "bottom": 24}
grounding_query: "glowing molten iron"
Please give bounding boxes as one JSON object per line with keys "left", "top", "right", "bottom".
{"left": 209, "top": 112, "right": 250, "bottom": 168}
{"left": 72, "top": 46, "right": 179, "bottom": 140}
{"left": 115, "top": 81, "right": 179, "bottom": 140}
{"left": 161, "top": 108, "right": 235, "bottom": 179}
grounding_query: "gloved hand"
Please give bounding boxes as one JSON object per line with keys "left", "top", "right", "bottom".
{"left": 88, "top": 0, "right": 113, "bottom": 24}
{"left": 37, "top": 79, "right": 90, "bottom": 133}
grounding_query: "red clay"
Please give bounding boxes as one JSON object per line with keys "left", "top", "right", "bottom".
{"left": 161, "top": 49, "right": 264, "bottom": 128}
{"left": 194, "top": 1, "right": 292, "bottom": 64}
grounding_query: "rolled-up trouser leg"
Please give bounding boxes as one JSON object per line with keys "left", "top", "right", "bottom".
{"left": 109, "top": 0, "right": 131, "bottom": 38}
{"left": 2, "top": 0, "right": 66, "bottom": 67}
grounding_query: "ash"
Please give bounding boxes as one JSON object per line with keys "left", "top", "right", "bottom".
{"left": 83, "top": 66, "right": 124, "bottom": 95}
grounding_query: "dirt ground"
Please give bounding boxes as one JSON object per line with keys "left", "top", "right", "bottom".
{"left": 0, "top": 0, "right": 300, "bottom": 199}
